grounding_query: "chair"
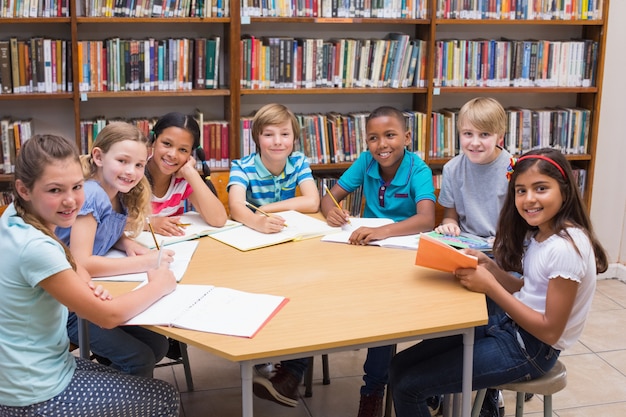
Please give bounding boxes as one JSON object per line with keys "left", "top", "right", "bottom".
{"left": 155, "top": 341, "right": 195, "bottom": 391}
{"left": 470, "top": 360, "right": 567, "bottom": 417}
{"left": 304, "top": 354, "right": 330, "bottom": 397}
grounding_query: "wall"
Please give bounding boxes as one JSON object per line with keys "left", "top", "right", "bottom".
{"left": 591, "top": 0, "right": 626, "bottom": 277}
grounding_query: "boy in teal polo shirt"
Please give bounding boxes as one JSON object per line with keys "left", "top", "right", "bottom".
{"left": 321, "top": 106, "right": 436, "bottom": 417}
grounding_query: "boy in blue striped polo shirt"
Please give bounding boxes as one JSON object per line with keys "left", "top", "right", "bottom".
{"left": 321, "top": 106, "right": 436, "bottom": 417}
{"left": 228, "top": 103, "right": 320, "bottom": 408}
{"left": 228, "top": 103, "right": 320, "bottom": 234}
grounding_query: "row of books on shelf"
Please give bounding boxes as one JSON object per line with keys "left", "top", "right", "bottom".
{"left": 431, "top": 106, "right": 591, "bottom": 158}
{"left": 241, "top": 33, "right": 427, "bottom": 90}
{"left": 0, "top": 38, "right": 72, "bottom": 95}
{"left": 433, "top": 38, "right": 599, "bottom": 88}
{"left": 1, "top": 191, "right": 13, "bottom": 206}
{"left": 436, "top": 0, "right": 603, "bottom": 20}
{"left": 241, "top": 0, "right": 428, "bottom": 18}
{"left": 78, "top": 115, "right": 230, "bottom": 168}
{"left": 77, "top": 37, "right": 220, "bottom": 92}
{"left": 79, "top": 0, "right": 230, "bottom": 17}
{"left": 1, "top": 118, "right": 32, "bottom": 174}
{"left": 315, "top": 177, "right": 364, "bottom": 216}
{"left": 0, "top": 0, "right": 69, "bottom": 17}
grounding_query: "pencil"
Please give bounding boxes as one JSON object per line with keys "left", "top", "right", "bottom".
{"left": 146, "top": 217, "right": 160, "bottom": 250}
{"left": 324, "top": 185, "right": 351, "bottom": 224}
{"left": 245, "top": 201, "right": 289, "bottom": 227}
{"left": 176, "top": 223, "right": 191, "bottom": 227}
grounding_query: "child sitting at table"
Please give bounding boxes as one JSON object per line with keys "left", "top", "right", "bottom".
{"left": 321, "top": 106, "right": 436, "bottom": 417}
{"left": 145, "top": 112, "right": 227, "bottom": 237}
{"left": 389, "top": 148, "right": 607, "bottom": 417}
{"left": 434, "top": 96, "right": 513, "bottom": 416}
{"left": 228, "top": 103, "right": 319, "bottom": 408}
{"left": 228, "top": 103, "right": 320, "bottom": 233}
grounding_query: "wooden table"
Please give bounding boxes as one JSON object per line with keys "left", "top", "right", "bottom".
{"left": 105, "top": 235, "right": 487, "bottom": 417}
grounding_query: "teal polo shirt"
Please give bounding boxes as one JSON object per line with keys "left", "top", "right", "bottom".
{"left": 228, "top": 151, "right": 314, "bottom": 206}
{"left": 337, "top": 149, "right": 435, "bottom": 222}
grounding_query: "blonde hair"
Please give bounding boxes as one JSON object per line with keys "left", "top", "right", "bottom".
{"left": 82, "top": 122, "right": 151, "bottom": 236}
{"left": 13, "top": 134, "right": 79, "bottom": 270}
{"left": 457, "top": 97, "right": 507, "bottom": 137}
{"left": 251, "top": 103, "right": 300, "bottom": 154}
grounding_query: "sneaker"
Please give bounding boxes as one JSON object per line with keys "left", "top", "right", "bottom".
{"left": 357, "top": 393, "right": 383, "bottom": 417}
{"left": 254, "top": 362, "right": 274, "bottom": 379}
{"left": 426, "top": 395, "right": 443, "bottom": 416}
{"left": 253, "top": 364, "right": 299, "bottom": 407}
{"left": 498, "top": 390, "right": 505, "bottom": 416}
{"left": 479, "top": 388, "right": 500, "bottom": 417}
{"left": 165, "top": 338, "right": 182, "bottom": 360}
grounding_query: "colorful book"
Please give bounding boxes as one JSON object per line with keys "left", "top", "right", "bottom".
{"left": 415, "top": 233, "right": 478, "bottom": 273}
{"left": 425, "top": 231, "right": 493, "bottom": 251}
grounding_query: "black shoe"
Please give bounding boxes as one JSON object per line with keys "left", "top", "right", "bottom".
{"left": 252, "top": 364, "right": 300, "bottom": 407}
{"left": 426, "top": 395, "right": 442, "bottom": 416}
{"left": 165, "top": 338, "right": 182, "bottom": 360}
{"left": 479, "top": 388, "right": 500, "bottom": 417}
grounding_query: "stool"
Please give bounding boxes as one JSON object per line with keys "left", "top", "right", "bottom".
{"left": 471, "top": 360, "right": 567, "bottom": 417}
{"left": 304, "top": 354, "right": 331, "bottom": 397}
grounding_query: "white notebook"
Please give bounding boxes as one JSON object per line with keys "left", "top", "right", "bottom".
{"left": 124, "top": 284, "right": 288, "bottom": 338}
{"left": 209, "top": 210, "right": 340, "bottom": 251}
{"left": 321, "top": 217, "right": 421, "bottom": 250}
{"left": 95, "top": 241, "right": 198, "bottom": 282}
{"left": 135, "top": 212, "right": 241, "bottom": 249}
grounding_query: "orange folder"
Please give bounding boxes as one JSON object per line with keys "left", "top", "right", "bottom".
{"left": 415, "top": 233, "right": 478, "bottom": 273}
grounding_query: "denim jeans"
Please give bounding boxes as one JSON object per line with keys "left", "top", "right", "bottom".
{"left": 389, "top": 313, "right": 560, "bottom": 417}
{"left": 67, "top": 312, "right": 169, "bottom": 378}
{"left": 361, "top": 345, "right": 395, "bottom": 396}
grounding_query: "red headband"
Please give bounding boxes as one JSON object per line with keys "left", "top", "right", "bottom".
{"left": 516, "top": 155, "right": 566, "bottom": 179}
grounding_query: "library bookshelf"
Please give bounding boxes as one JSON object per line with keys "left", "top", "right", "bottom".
{"left": 0, "top": 0, "right": 610, "bottom": 214}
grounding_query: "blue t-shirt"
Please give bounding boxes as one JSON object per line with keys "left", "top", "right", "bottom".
{"left": 338, "top": 149, "right": 435, "bottom": 222}
{"left": 227, "top": 151, "right": 314, "bottom": 206}
{"left": 0, "top": 204, "right": 76, "bottom": 406}
{"left": 56, "top": 180, "right": 128, "bottom": 255}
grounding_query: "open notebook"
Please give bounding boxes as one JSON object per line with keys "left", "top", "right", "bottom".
{"left": 124, "top": 284, "right": 288, "bottom": 338}
{"left": 135, "top": 212, "right": 241, "bottom": 248}
{"left": 320, "top": 217, "right": 420, "bottom": 250}
{"left": 95, "top": 241, "right": 198, "bottom": 282}
{"left": 209, "top": 210, "right": 340, "bottom": 251}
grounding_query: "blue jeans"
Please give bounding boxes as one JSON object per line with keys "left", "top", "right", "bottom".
{"left": 67, "top": 312, "right": 169, "bottom": 378}
{"left": 361, "top": 345, "right": 395, "bottom": 396}
{"left": 389, "top": 313, "right": 560, "bottom": 417}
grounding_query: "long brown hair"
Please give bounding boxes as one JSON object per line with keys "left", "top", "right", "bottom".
{"left": 13, "top": 135, "right": 79, "bottom": 270}
{"left": 493, "top": 148, "right": 607, "bottom": 274}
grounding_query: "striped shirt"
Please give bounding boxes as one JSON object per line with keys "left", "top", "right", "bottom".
{"left": 151, "top": 176, "right": 193, "bottom": 217}
{"left": 227, "top": 152, "right": 314, "bottom": 206}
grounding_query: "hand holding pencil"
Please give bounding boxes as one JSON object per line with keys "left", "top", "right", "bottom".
{"left": 245, "top": 201, "right": 288, "bottom": 233}
{"left": 323, "top": 185, "right": 351, "bottom": 227}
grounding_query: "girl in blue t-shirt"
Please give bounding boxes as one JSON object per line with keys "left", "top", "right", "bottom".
{"left": 56, "top": 122, "right": 176, "bottom": 377}
{"left": 0, "top": 134, "right": 178, "bottom": 416}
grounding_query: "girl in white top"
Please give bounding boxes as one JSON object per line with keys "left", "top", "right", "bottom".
{"left": 390, "top": 148, "right": 608, "bottom": 417}
{"left": 0, "top": 134, "right": 178, "bottom": 416}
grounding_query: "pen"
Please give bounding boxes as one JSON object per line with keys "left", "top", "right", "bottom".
{"left": 324, "top": 185, "right": 351, "bottom": 224}
{"left": 146, "top": 217, "right": 160, "bottom": 250}
{"left": 245, "top": 201, "right": 289, "bottom": 227}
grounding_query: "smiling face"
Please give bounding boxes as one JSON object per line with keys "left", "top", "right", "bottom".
{"left": 92, "top": 139, "right": 148, "bottom": 196}
{"left": 16, "top": 157, "right": 85, "bottom": 231}
{"left": 514, "top": 165, "right": 564, "bottom": 240}
{"left": 151, "top": 126, "right": 194, "bottom": 176}
{"left": 458, "top": 122, "right": 502, "bottom": 165}
{"left": 365, "top": 115, "right": 411, "bottom": 180}
{"left": 258, "top": 121, "right": 295, "bottom": 169}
